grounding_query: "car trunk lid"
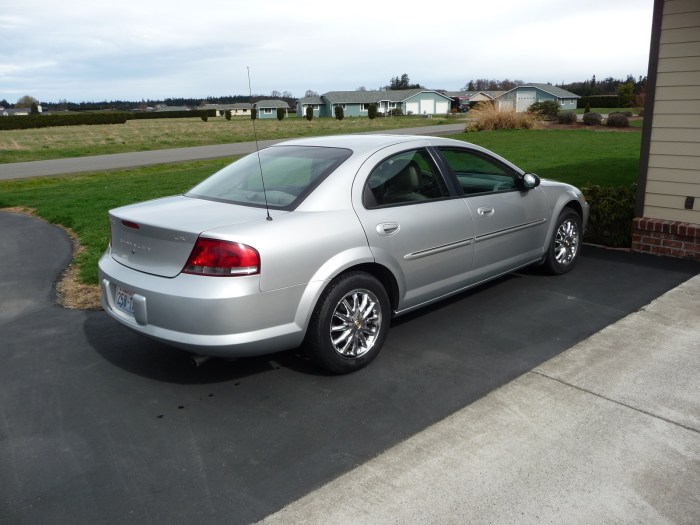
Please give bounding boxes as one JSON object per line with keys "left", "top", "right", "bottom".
{"left": 109, "top": 195, "right": 271, "bottom": 278}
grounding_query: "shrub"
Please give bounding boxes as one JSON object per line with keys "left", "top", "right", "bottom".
{"left": 388, "top": 108, "right": 404, "bottom": 116}
{"left": 582, "top": 112, "right": 603, "bottom": 125}
{"left": 584, "top": 102, "right": 591, "bottom": 114}
{"left": 528, "top": 100, "right": 559, "bottom": 120}
{"left": 225, "top": 110, "right": 231, "bottom": 121}
{"left": 201, "top": 115, "right": 208, "bottom": 122}
{"left": 557, "top": 111, "right": 577, "bottom": 124}
{"left": 305, "top": 106, "right": 313, "bottom": 121}
{"left": 609, "top": 111, "right": 633, "bottom": 118}
{"left": 638, "top": 108, "right": 645, "bottom": 117}
{"left": 368, "top": 103, "right": 378, "bottom": 120}
{"left": 276, "top": 108, "right": 285, "bottom": 121}
{"left": 607, "top": 113, "right": 630, "bottom": 127}
{"left": 581, "top": 183, "right": 637, "bottom": 247}
{"left": 334, "top": 105, "right": 344, "bottom": 120}
{"left": 466, "top": 102, "right": 541, "bottom": 131}
{"left": 251, "top": 108, "right": 258, "bottom": 120}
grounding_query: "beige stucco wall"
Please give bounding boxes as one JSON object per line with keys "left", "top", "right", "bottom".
{"left": 644, "top": 0, "right": 700, "bottom": 223}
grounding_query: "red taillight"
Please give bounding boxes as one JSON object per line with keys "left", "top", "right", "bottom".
{"left": 183, "top": 238, "right": 260, "bottom": 277}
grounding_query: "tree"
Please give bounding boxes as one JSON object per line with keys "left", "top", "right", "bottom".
{"left": 334, "top": 105, "right": 344, "bottom": 120}
{"left": 356, "top": 86, "right": 367, "bottom": 91}
{"left": 388, "top": 74, "right": 422, "bottom": 90}
{"left": 367, "top": 103, "right": 378, "bottom": 120}
{"left": 16, "top": 95, "right": 39, "bottom": 108}
{"left": 30, "top": 102, "right": 39, "bottom": 115}
{"left": 617, "top": 80, "right": 635, "bottom": 108}
{"left": 305, "top": 105, "right": 314, "bottom": 121}
{"left": 276, "top": 107, "right": 285, "bottom": 121}
{"left": 271, "top": 90, "right": 282, "bottom": 98}
{"left": 251, "top": 108, "right": 258, "bottom": 120}
{"left": 305, "top": 90, "right": 318, "bottom": 97}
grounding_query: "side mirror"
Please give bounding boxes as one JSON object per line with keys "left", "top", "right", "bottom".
{"left": 521, "top": 173, "right": 541, "bottom": 190}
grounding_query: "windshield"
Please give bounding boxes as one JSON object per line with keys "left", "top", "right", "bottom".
{"left": 186, "top": 145, "right": 352, "bottom": 209}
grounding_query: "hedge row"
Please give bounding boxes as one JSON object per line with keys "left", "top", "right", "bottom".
{"left": 0, "top": 112, "right": 129, "bottom": 130}
{"left": 0, "top": 109, "right": 220, "bottom": 130}
{"left": 129, "top": 109, "right": 216, "bottom": 120}
{"left": 577, "top": 95, "right": 621, "bottom": 108}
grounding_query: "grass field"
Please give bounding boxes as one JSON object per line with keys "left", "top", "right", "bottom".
{"left": 0, "top": 127, "right": 641, "bottom": 290}
{"left": 0, "top": 115, "right": 464, "bottom": 163}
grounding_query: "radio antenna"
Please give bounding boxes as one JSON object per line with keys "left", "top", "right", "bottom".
{"left": 247, "top": 66, "right": 272, "bottom": 221}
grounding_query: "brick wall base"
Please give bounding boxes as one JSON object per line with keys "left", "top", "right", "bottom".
{"left": 631, "top": 218, "right": 700, "bottom": 260}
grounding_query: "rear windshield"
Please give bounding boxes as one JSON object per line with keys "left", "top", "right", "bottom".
{"left": 186, "top": 145, "right": 352, "bottom": 209}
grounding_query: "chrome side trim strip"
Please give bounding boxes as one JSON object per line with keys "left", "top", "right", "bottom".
{"left": 475, "top": 217, "right": 547, "bottom": 244}
{"left": 404, "top": 238, "right": 474, "bottom": 261}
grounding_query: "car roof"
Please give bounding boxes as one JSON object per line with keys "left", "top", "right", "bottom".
{"left": 270, "top": 134, "right": 462, "bottom": 155}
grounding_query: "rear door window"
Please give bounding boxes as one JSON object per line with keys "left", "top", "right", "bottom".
{"left": 363, "top": 148, "right": 450, "bottom": 208}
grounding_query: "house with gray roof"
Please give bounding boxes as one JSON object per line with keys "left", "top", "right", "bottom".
{"left": 253, "top": 99, "right": 290, "bottom": 119}
{"left": 201, "top": 103, "right": 252, "bottom": 117}
{"left": 296, "top": 96, "right": 325, "bottom": 118}
{"left": 154, "top": 105, "right": 192, "bottom": 113}
{"left": 1, "top": 106, "right": 42, "bottom": 116}
{"left": 296, "top": 89, "right": 454, "bottom": 118}
{"left": 445, "top": 91, "right": 505, "bottom": 111}
{"left": 497, "top": 84, "right": 580, "bottom": 112}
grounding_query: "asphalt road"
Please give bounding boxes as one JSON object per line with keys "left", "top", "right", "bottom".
{"left": 1, "top": 211, "right": 698, "bottom": 524}
{"left": 0, "top": 124, "right": 467, "bottom": 180}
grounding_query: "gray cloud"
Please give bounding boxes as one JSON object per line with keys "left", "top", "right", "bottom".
{"left": 0, "top": 0, "right": 653, "bottom": 102}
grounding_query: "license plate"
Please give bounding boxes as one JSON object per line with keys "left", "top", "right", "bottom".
{"left": 115, "top": 286, "right": 135, "bottom": 317}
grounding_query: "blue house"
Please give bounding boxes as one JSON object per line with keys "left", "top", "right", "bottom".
{"left": 496, "top": 84, "right": 580, "bottom": 112}
{"left": 253, "top": 99, "right": 290, "bottom": 119}
{"left": 296, "top": 89, "right": 454, "bottom": 118}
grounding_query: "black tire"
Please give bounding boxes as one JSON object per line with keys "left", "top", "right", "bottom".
{"left": 543, "top": 208, "right": 582, "bottom": 275}
{"left": 304, "top": 272, "right": 391, "bottom": 374}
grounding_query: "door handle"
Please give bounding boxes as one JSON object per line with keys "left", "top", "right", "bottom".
{"left": 477, "top": 206, "right": 495, "bottom": 217}
{"left": 376, "top": 222, "right": 400, "bottom": 236}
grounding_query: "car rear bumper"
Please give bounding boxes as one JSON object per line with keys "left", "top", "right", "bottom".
{"left": 98, "top": 251, "right": 311, "bottom": 356}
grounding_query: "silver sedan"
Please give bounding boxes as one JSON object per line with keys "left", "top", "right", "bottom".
{"left": 99, "top": 134, "right": 588, "bottom": 373}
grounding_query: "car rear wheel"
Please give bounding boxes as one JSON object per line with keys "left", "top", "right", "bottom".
{"left": 304, "top": 271, "right": 390, "bottom": 374}
{"left": 543, "top": 208, "right": 582, "bottom": 275}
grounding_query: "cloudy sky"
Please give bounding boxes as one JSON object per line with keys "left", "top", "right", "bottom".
{"left": 1, "top": 0, "right": 653, "bottom": 103}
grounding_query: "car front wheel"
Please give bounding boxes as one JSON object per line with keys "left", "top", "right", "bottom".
{"left": 304, "top": 272, "right": 390, "bottom": 374}
{"left": 544, "top": 209, "right": 582, "bottom": 274}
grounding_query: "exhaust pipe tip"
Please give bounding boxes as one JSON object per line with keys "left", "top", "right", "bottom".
{"left": 191, "top": 354, "right": 212, "bottom": 368}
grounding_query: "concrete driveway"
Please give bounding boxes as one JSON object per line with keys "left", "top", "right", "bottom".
{"left": 1, "top": 210, "right": 698, "bottom": 524}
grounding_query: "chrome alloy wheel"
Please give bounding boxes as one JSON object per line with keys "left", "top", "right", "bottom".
{"left": 554, "top": 218, "right": 579, "bottom": 265}
{"left": 329, "top": 288, "right": 382, "bottom": 358}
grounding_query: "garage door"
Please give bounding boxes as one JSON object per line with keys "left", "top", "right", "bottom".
{"left": 516, "top": 90, "right": 536, "bottom": 112}
{"left": 436, "top": 101, "right": 449, "bottom": 114}
{"left": 406, "top": 102, "right": 419, "bottom": 115}
{"left": 420, "top": 99, "right": 435, "bottom": 115}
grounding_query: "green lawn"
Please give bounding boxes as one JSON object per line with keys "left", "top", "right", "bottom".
{"left": 454, "top": 129, "right": 641, "bottom": 188}
{"left": 0, "top": 128, "right": 640, "bottom": 287}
